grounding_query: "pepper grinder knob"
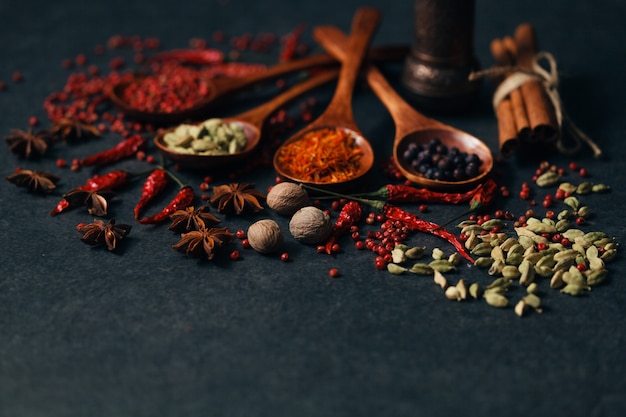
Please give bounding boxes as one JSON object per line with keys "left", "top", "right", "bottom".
{"left": 402, "top": 0, "right": 481, "bottom": 112}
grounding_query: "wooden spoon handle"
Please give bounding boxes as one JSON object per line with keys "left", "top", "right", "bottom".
{"left": 212, "top": 44, "right": 409, "bottom": 97}
{"left": 235, "top": 69, "right": 339, "bottom": 128}
{"left": 316, "top": 7, "right": 381, "bottom": 128}
{"left": 313, "top": 25, "right": 443, "bottom": 137}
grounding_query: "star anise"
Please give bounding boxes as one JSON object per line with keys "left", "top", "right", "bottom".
{"left": 49, "top": 117, "right": 100, "bottom": 143}
{"left": 172, "top": 227, "right": 234, "bottom": 260}
{"left": 63, "top": 188, "right": 116, "bottom": 216}
{"left": 6, "top": 169, "right": 60, "bottom": 193}
{"left": 209, "top": 183, "right": 266, "bottom": 215}
{"left": 76, "top": 218, "right": 131, "bottom": 251}
{"left": 169, "top": 205, "right": 221, "bottom": 233}
{"left": 4, "top": 128, "right": 52, "bottom": 158}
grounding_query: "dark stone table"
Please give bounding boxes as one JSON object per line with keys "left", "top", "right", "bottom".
{"left": 1, "top": 1, "right": 625, "bottom": 416}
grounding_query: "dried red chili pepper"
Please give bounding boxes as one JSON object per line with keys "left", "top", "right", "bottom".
{"left": 80, "top": 134, "right": 146, "bottom": 167}
{"left": 138, "top": 185, "right": 195, "bottom": 224}
{"left": 355, "top": 183, "right": 477, "bottom": 204}
{"left": 148, "top": 48, "right": 224, "bottom": 65}
{"left": 467, "top": 178, "right": 498, "bottom": 212}
{"left": 324, "top": 200, "right": 362, "bottom": 254}
{"left": 279, "top": 24, "right": 306, "bottom": 62}
{"left": 50, "top": 169, "right": 129, "bottom": 216}
{"left": 382, "top": 204, "right": 474, "bottom": 264}
{"left": 134, "top": 168, "right": 168, "bottom": 219}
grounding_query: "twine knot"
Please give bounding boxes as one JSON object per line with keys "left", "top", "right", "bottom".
{"left": 472, "top": 52, "right": 602, "bottom": 158}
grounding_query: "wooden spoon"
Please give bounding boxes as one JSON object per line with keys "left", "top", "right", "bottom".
{"left": 272, "top": 7, "right": 381, "bottom": 190}
{"left": 110, "top": 45, "right": 408, "bottom": 125}
{"left": 313, "top": 26, "right": 493, "bottom": 190}
{"left": 154, "top": 69, "right": 340, "bottom": 170}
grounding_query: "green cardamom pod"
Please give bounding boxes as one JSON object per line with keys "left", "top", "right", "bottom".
{"left": 499, "top": 237, "right": 519, "bottom": 252}
{"left": 470, "top": 242, "right": 493, "bottom": 257}
{"left": 536, "top": 171, "right": 561, "bottom": 187}
{"left": 586, "top": 245, "right": 599, "bottom": 260}
{"left": 588, "top": 256, "right": 605, "bottom": 271}
{"left": 456, "top": 219, "right": 477, "bottom": 228}
{"left": 600, "top": 248, "right": 617, "bottom": 262}
{"left": 487, "top": 277, "right": 512, "bottom": 289}
{"left": 535, "top": 254, "right": 556, "bottom": 269}
{"left": 456, "top": 279, "right": 468, "bottom": 300}
{"left": 553, "top": 257, "right": 575, "bottom": 272}
{"left": 564, "top": 196, "right": 580, "bottom": 211}
{"left": 409, "top": 263, "right": 434, "bottom": 275}
{"left": 391, "top": 248, "right": 406, "bottom": 264}
{"left": 586, "top": 269, "right": 608, "bottom": 286}
{"left": 405, "top": 246, "right": 427, "bottom": 260}
{"left": 523, "top": 293, "right": 542, "bottom": 309}
{"left": 518, "top": 235, "right": 535, "bottom": 249}
{"left": 591, "top": 183, "right": 611, "bottom": 193}
{"left": 557, "top": 209, "right": 571, "bottom": 221}
{"left": 526, "top": 221, "right": 557, "bottom": 234}
{"left": 469, "top": 282, "right": 482, "bottom": 299}
{"left": 562, "top": 228, "right": 584, "bottom": 240}
{"left": 555, "top": 219, "right": 571, "bottom": 233}
{"left": 491, "top": 246, "right": 505, "bottom": 262}
{"left": 515, "top": 300, "right": 528, "bottom": 317}
{"left": 550, "top": 270, "right": 565, "bottom": 289}
{"left": 481, "top": 218, "right": 506, "bottom": 231}
{"left": 448, "top": 253, "right": 461, "bottom": 266}
{"left": 583, "top": 231, "right": 607, "bottom": 242}
{"left": 433, "top": 270, "right": 448, "bottom": 289}
{"left": 428, "top": 259, "right": 457, "bottom": 273}
{"left": 484, "top": 292, "right": 509, "bottom": 308}
{"left": 488, "top": 259, "right": 505, "bottom": 276}
{"left": 534, "top": 265, "right": 553, "bottom": 278}
{"left": 387, "top": 263, "right": 407, "bottom": 275}
{"left": 558, "top": 182, "right": 577, "bottom": 193}
{"left": 432, "top": 248, "right": 446, "bottom": 260}
{"left": 526, "top": 282, "right": 539, "bottom": 294}
{"left": 474, "top": 257, "right": 494, "bottom": 268}
{"left": 577, "top": 206, "right": 591, "bottom": 218}
{"left": 501, "top": 265, "right": 522, "bottom": 280}
{"left": 505, "top": 252, "right": 523, "bottom": 266}
{"left": 561, "top": 283, "right": 588, "bottom": 296}
{"left": 461, "top": 224, "right": 485, "bottom": 236}
{"left": 575, "top": 182, "right": 593, "bottom": 195}
{"left": 553, "top": 249, "right": 579, "bottom": 262}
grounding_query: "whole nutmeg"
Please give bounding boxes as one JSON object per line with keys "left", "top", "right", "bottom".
{"left": 247, "top": 219, "right": 284, "bottom": 254}
{"left": 289, "top": 206, "right": 333, "bottom": 245}
{"left": 266, "top": 182, "right": 310, "bottom": 215}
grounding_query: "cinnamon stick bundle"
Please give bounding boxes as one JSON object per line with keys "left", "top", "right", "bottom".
{"left": 489, "top": 23, "right": 558, "bottom": 156}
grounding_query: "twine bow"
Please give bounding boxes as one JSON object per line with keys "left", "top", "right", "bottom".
{"left": 472, "top": 52, "right": 603, "bottom": 158}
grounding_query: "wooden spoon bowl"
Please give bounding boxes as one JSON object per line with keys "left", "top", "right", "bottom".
{"left": 393, "top": 128, "right": 493, "bottom": 190}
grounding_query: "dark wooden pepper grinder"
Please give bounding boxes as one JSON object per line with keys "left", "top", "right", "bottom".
{"left": 402, "top": 0, "right": 481, "bottom": 112}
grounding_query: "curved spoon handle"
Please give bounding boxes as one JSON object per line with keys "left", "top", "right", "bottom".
{"left": 211, "top": 53, "right": 339, "bottom": 96}
{"left": 313, "top": 25, "right": 446, "bottom": 139}
{"left": 235, "top": 69, "right": 339, "bottom": 128}
{"left": 314, "top": 7, "right": 381, "bottom": 128}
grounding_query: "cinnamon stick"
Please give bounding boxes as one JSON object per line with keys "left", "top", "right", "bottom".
{"left": 489, "top": 38, "right": 521, "bottom": 156}
{"left": 496, "top": 37, "right": 532, "bottom": 142}
{"left": 513, "top": 23, "right": 558, "bottom": 143}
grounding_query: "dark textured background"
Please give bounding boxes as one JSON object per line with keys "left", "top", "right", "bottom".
{"left": 1, "top": 1, "right": 625, "bottom": 416}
